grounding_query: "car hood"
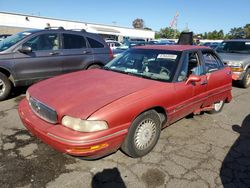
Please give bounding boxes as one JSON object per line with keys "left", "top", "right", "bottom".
{"left": 28, "top": 69, "right": 158, "bottom": 120}
{"left": 218, "top": 53, "right": 250, "bottom": 64}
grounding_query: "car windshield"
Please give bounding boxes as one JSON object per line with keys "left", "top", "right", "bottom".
{"left": 104, "top": 49, "right": 181, "bottom": 82}
{"left": 0, "top": 31, "right": 33, "bottom": 52}
{"left": 216, "top": 41, "right": 250, "bottom": 54}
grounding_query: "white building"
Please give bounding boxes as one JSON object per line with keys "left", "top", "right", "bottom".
{"left": 0, "top": 12, "right": 155, "bottom": 41}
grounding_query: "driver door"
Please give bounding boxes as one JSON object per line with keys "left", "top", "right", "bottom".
{"left": 171, "top": 51, "right": 208, "bottom": 123}
{"left": 13, "top": 33, "right": 63, "bottom": 85}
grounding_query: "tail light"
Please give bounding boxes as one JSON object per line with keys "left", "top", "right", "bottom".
{"left": 109, "top": 47, "right": 113, "bottom": 59}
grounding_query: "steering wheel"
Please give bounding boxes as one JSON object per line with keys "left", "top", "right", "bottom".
{"left": 159, "top": 67, "right": 171, "bottom": 77}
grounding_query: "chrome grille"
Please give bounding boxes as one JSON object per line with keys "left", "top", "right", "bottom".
{"left": 29, "top": 96, "right": 57, "bottom": 124}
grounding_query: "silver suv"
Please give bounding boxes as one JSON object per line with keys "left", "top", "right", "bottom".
{"left": 216, "top": 39, "right": 250, "bottom": 88}
{"left": 0, "top": 27, "right": 112, "bottom": 100}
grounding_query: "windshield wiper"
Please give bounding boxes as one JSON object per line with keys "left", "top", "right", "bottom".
{"left": 131, "top": 72, "right": 168, "bottom": 82}
{"left": 103, "top": 67, "right": 130, "bottom": 75}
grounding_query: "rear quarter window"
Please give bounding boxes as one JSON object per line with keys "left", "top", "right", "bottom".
{"left": 87, "top": 37, "right": 104, "bottom": 48}
{"left": 63, "top": 34, "right": 86, "bottom": 49}
{"left": 202, "top": 51, "right": 224, "bottom": 73}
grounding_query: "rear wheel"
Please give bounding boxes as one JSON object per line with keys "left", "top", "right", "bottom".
{"left": 208, "top": 100, "right": 224, "bottom": 114}
{"left": 121, "top": 110, "right": 161, "bottom": 158}
{"left": 87, "top": 64, "right": 102, "bottom": 70}
{"left": 0, "top": 72, "right": 12, "bottom": 101}
{"left": 239, "top": 69, "right": 250, "bottom": 88}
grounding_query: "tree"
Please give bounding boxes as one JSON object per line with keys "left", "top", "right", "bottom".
{"left": 156, "top": 27, "right": 180, "bottom": 39}
{"left": 143, "top": 27, "right": 152, "bottom": 31}
{"left": 132, "top": 18, "right": 144, "bottom": 29}
{"left": 227, "top": 27, "right": 245, "bottom": 39}
{"left": 244, "top": 24, "right": 250, "bottom": 38}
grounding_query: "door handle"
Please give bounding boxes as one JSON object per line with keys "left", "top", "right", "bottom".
{"left": 200, "top": 80, "right": 208, "bottom": 85}
{"left": 83, "top": 50, "right": 91, "bottom": 54}
{"left": 49, "top": 51, "right": 59, "bottom": 55}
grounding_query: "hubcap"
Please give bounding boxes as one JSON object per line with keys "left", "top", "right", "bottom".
{"left": 214, "top": 101, "right": 223, "bottom": 111}
{"left": 0, "top": 79, "right": 5, "bottom": 96}
{"left": 246, "top": 72, "right": 250, "bottom": 86}
{"left": 134, "top": 118, "right": 156, "bottom": 150}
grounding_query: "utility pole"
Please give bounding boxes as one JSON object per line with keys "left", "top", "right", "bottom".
{"left": 170, "top": 11, "right": 179, "bottom": 39}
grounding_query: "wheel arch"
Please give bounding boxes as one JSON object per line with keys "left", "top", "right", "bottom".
{"left": 134, "top": 106, "right": 168, "bottom": 128}
{"left": 86, "top": 62, "right": 105, "bottom": 69}
{"left": 0, "top": 67, "right": 14, "bottom": 85}
{"left": 244, "top": 64, "right": 250, "bottom": 71}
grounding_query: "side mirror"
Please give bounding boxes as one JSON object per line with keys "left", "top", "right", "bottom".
{"left": 185, "top": 75, "right": 201, "bottom": 85}
{"left": 18, "top": 46, "right": 32, "bottom": 54}
{"left": 223, "top": 61, "right": 228, "bottom": 66}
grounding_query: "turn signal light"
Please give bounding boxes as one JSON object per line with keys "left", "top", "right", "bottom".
{"left": 67, "top": 143, "right": 109, "bottom": 153}
{"left": 231, "top": 67, "right": 243, "bottom": 72}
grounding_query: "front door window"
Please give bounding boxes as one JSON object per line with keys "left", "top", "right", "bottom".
{"left": 24, "top": 33, "right": 59, "bottom": 51}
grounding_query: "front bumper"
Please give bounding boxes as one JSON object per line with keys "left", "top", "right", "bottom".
{"left": 231, "top": 69, "right": 245, "bottom": 81}
{"left": 18, "top": 99, "right": 128, "bottom": 158}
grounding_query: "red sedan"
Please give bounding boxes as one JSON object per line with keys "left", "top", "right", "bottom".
{"left": 18, "top": 45, "right": 232, "bottom": 159}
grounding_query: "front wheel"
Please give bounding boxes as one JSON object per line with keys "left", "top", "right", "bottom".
{"left": 239, "top": 69, "right": 250, "bottom": 88}
{"left": 0, "top": 72, "right": 12, "bottom": 101}
{"left": 208, "top": 100, "right": 225, "bottom": 114}
{"left": 121, "top": 110, "right": 161, "bottom": 158}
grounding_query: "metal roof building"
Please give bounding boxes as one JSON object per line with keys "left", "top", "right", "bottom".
{"left": 0, "top": 12, "right": 155, "bottom": 41}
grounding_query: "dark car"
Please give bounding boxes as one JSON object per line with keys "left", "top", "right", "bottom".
{"left": 0, "top": 27, "right": 112, "bottom": 100}
{"left": 216, "top": 39, "right": 250, "bottom": 88}
{"left": 19, "top": 45, "right": 232, "bottom": 159}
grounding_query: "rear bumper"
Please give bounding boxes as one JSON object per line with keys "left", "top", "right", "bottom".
{"left": 18, "top": 99, "right": 128, "bottom": 158}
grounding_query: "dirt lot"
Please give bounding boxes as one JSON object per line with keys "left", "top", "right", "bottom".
{"left": 0, "top": 86, "right": 249, "bottom": 188}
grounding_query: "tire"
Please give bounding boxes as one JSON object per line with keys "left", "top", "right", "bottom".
{"left": 208, "top": 100, "right": 225, "bottom": 114}
{"left": 87, "top": 64, "right": 102, "bottom": 70}
{"left": 239, "top": 68, "right": 250, "bottom": 88}
{"left": 0, "top": 72, "right": 12, "bottom": 101}
{"left": 121, "top": 110, "right": 161, "bottom": 158}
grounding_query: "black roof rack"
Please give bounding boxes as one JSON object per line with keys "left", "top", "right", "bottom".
{"left": 70, "top": 29, "right": 86, "bottom": 32}
{"left": 44, "top": 26, "right": 65, "bottom": 30}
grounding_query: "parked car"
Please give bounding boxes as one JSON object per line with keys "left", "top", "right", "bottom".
{"left": 19, "top": 45, "right": 232, "bottom": 159}
{"left": 0, "top": 27, "right": 112, "bottom": 100}
{"left": 105, "top": 40, "right": 122, "bottom": 50}
{"left": 112, "top": 40, "right": 146, "bottom": 57}
{"left": 202, "top": 42, "right": 220, "bottom": 49}
{"left": 209, "top": 42, "right": 220, "bottom": 49}
{"left": 216, "top": 39, "right": 250, "bottom": 88}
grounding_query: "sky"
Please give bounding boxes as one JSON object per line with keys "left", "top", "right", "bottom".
{"left": 1, "top": 0, "right": 250, "bottom": 34}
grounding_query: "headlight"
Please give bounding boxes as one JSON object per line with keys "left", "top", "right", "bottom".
{"left": 26, "top": 90, "right": 30, "bottom": 101}
{"left": 227, "top": 61, "right": 242, "bottom": 67}
{"left": 230, "top": 63, "right": 243, "bottom": 72}
{"left": 61, "top": 116, "right": 108, "bottom": 132}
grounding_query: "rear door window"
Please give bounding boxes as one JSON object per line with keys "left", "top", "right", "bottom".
{"left": 63, "top": 34, "right": 86, "bottom": 49}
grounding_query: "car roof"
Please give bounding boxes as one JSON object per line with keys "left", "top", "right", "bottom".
{"left": 134, "top": 45, "right": 210, "bottom": 51}
{"left": 223, "top": 39, "right": 250, "bottom": 42}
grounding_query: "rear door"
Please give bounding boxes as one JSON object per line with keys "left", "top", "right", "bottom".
{"left": 86, "top": 36, "right": 111, "bottom": 65}
{"left": 201, "top": 50, "right": 232, "bottom": 106}
{"left": 171, "top": 50, "right": 208, "bottom": 122}
{"left": 61, "top": 33, "right": 93, "bottom": 73}
{"left": 13, "top": 32, "right": 63, "bottom": 84}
